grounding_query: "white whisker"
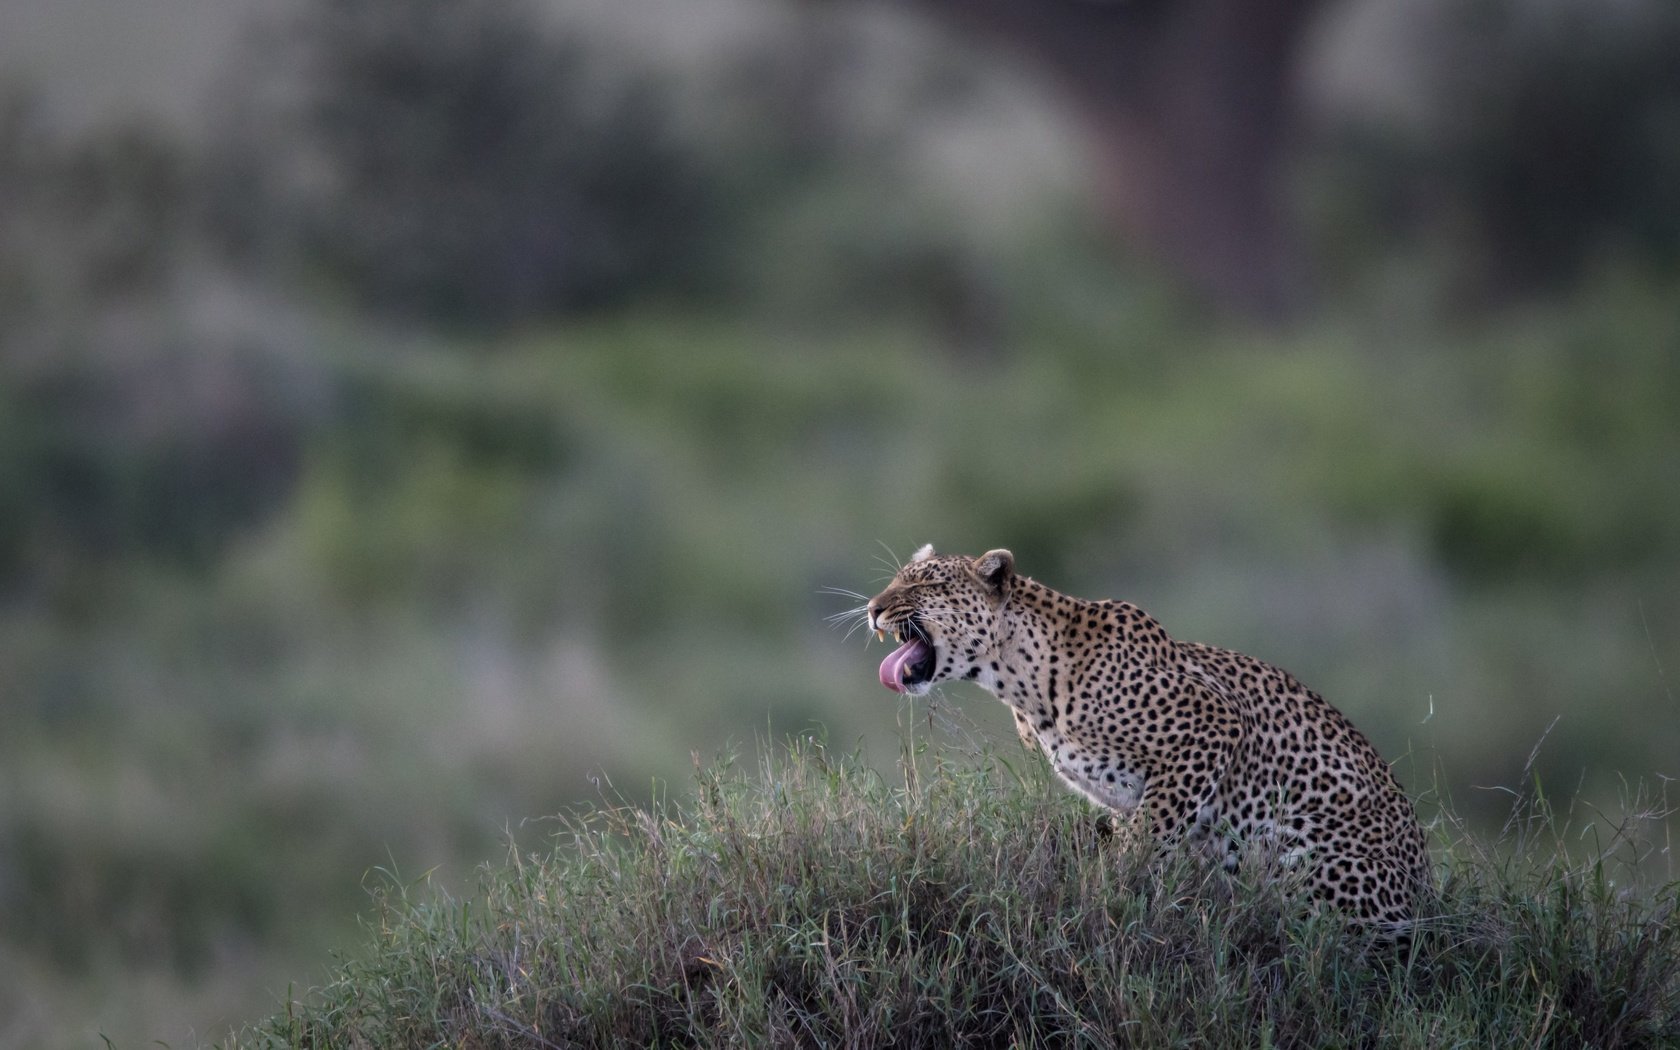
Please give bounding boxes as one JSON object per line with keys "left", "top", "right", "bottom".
{"left": 818, "top": 586, "right": 870, "bottom": 601}
{"left": 819, "top": 585, "right": 879, "bottom": 643}
{"left": 875, "top": 540, "right": 903, "bottom": 572}
{"left": 823, "top": 605, "right": 869, "bottom": 630}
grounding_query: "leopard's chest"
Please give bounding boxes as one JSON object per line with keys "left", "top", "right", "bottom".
{"left": 1031, "top": 721, "right": 1147, "bottom": 813}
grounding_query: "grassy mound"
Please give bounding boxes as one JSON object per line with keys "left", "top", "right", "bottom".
{"left": 234, "top": 742, "right": 1679, "bottom": 1049}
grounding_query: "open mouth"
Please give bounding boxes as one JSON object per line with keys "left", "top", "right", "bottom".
{"left": 877, "top": 620, "right": 937, "bottom": 693}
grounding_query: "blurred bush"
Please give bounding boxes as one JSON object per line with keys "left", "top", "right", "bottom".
{"left": 1313, "top": 0, "right": 1680, "bottom": 304}
{"left": 0, "top": 90, "right": 312, "bottom": 592}
{"left": 0, "top": 90, "right": 186, "bottom": 315}
{"left": 1428, "top": 0, "right": 1680, "bottom": 291}
{"left": 206, "top": 0, "right": 724, "bottom": 326}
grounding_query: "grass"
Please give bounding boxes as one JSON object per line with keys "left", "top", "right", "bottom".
{"left": 231, "top": 736, "right": 1680, "bottom": 1049}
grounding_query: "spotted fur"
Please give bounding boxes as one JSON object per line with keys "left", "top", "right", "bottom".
{"left": 865, "top": 546, "right": 1431, "bottom": 927}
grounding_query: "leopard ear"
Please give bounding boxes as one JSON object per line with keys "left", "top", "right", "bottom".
{"left": 972, "top": 548, "right": 1014, "bottom": 592}
{"left": 910, "top": 543, "right": 936, "bottom": 563}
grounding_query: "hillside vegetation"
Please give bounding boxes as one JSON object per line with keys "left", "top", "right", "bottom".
{"left": 8, "top": 280, "right": 1680, "bottom": 1046}
{"left": 233, "top": 738, "right": 1679, "bottom": 1049}
{"left": 6, "top": 3, "right": 1680, "bottom": 1042}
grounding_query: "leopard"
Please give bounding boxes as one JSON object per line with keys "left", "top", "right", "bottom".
{"left": 862, "top": 544, "right": 1431, "bottom": 929}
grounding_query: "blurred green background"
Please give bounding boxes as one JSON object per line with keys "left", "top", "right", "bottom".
{"left": 1, "top": 0, "right": 1677, "bottom": 1045}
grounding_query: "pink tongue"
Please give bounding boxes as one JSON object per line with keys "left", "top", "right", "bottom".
{"left": 878, "top": 637, "right": 931, "bottom": 692}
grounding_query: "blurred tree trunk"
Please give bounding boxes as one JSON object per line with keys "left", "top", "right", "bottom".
{"left": 884, "top": 0, "right": 1325, "bottom": 322}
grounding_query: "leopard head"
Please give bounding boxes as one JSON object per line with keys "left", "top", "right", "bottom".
{"left": 866, "top": 545, "right": 1015, "bottom": 695}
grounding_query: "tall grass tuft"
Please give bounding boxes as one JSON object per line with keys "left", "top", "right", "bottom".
{"left": 233, "top": 739, "right": 1679, "bottom": 1049}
